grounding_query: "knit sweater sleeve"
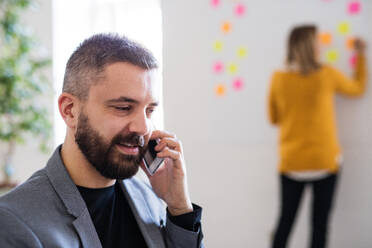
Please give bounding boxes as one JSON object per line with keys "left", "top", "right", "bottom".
{"left": 331, "top": 54, "right": 367, "bottom": 97}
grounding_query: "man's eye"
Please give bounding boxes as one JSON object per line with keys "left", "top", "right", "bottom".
{"left": 114, "top": 106, "right": 131, "bottom": 111}
{"left": 147, "top": 108, "right": 156, "bottom": 115}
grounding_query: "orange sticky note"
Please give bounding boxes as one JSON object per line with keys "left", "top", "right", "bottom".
{"left": 215, "top": 84, "right": 226, "bottom": 96}
{"left": 319, "top": 32, "right": 332, "bottom": 46}
{"left": 221, "top": 21, "right": 232, "bottom": 34}
{"left": 346, "top": 37, "right": 355, "bottom": 50}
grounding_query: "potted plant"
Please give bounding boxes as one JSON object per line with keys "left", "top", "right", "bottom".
{"left": 0, "top": 0, "right": 52, "bottom": 189}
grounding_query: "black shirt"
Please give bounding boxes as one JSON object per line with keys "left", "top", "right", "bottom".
{"left": 77, "top": 181, "right": 202, "bottom": 248}
{"left": 77, "top": 181, "right": 147, "bottom": 248}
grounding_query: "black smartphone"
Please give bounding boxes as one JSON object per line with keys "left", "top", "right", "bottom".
{"left": 143, "top": 139, "right": 164, "bottom": 175}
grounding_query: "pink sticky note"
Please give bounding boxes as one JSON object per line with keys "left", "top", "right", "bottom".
{"left": 213, "top": 61, "right": 224, "bottom": 73}
{"left": 232, "top": 78, "right": 244, "bottom": 91}
{"left": 348, "top": 1, "right": 361, "bottom": 15}
{"left": 349, "top": 54, "right": 357, "bottom": 68}
{"left": 235, "top": 3, "right": 246, "bottom": 16}
{"left": 211, "top": 0, "right": 220, "bottom": 8}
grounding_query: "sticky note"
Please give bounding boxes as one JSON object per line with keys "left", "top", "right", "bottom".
{"left": 213, "top": 61, "right": 224, "bottom": 73}
{"left": 210, "top": 0, "right": 220, "bottom": 8}
{"left": 348, "top": 1, "right": 361, "bottom": 15}
{"left": 232, "top": 78, "right": 244, "bottom": 91}
{"left": 319, "top": 32, "right": 332, "bottom": 46}
{"left": 221, "top": 21, "right": 232, "bottom": 34}
{"left": 227, "top": 63, "right": 238, "bottom": 74}
{"left": 235, "top": 3, "right": 246, "bottom": 16}
{"left": 349, "top": 54, "right": 357, "bottom": 68}
{"left": 213, "top": 40, "right": 224, "bottom": 52}
{"left": 346, "top": 37, "right": 355, "bottom": 50}
{"left": 337, "top": 22, "right": 351, "bottom": 35}
{"left": 215, "top": 84, "right": 226, "bottom": 96}
{"left": 325, "top": 49, "right": 339, "bottom": 63}
{"left": 237, "top": 47, "right": 248, "bottom": 58}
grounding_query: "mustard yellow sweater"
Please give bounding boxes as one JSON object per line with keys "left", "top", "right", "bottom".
{"left": 268, "top": 55, "right": 367, "bottom": 173}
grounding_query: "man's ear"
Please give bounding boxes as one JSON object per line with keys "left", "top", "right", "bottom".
{"left": 58, "top": 93, "right": 80, "bottom": 129}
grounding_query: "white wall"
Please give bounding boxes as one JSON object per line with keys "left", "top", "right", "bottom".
{"left": 162, "top": 1, "right": 372, "bottom": 247}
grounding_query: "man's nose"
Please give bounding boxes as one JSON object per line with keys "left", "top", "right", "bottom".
{"left": 128, "top": 111, "right": 150, "bottom": 136}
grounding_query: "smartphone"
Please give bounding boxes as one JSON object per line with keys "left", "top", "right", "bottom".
{"left": 143, "top": 139, "right": 164, "bottom": 175}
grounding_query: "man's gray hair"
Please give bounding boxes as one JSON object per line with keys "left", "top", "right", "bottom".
{"left": 62, "top": 33, "right": 158, "bottom": 100}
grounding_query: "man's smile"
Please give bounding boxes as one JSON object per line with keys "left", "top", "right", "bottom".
{"left": 116, "top": 143, "right": 140, "bottom": 155}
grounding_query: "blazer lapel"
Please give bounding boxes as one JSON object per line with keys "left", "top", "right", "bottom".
{"left": 121, "top": 179, "right": 166, "bottom": 248}
{"left": 45, "top": 146, "right": 102, "bottom": 248}
{"left": 72, "top": 208, "right": 102, "bottom": 248}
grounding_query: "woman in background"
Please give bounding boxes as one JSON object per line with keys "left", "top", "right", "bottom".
{"left": 268, "top": 25, "right": 367, "bottom": 248}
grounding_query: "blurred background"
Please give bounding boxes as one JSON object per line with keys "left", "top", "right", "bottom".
{"left": 0, "top": 0, "right": 371, "bottom": 247}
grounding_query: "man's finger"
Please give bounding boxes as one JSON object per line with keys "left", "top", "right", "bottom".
{"left": 155, "top": 137, "right": 182, "bottom": 152}
{"left": 151, "top": 130, "right": 176, "bottom": 140}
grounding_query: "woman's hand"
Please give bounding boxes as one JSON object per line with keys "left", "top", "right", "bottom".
{"left": 354, "top": 38, "right": 366, "bottom": 54}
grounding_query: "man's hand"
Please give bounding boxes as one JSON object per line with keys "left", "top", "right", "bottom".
{"left": 141, "top": 130, "right": 193, "bottom": 216}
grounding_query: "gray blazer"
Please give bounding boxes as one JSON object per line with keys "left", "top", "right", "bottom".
{"left": 0, "top": 147, "right": 203, "bottom": 248}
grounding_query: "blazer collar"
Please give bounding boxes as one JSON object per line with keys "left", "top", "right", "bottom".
{"left": 45, "top": 145, "right": 102, "bottom": 248}
{"left": 45, "top": 145, "right": 165, "bottom": 248}
{"left": 121, "top": 179, "right": 166, "bottom": 248}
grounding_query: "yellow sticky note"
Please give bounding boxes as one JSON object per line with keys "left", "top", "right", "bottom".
{"left": 227, "top": 63, "right": 238, "bottom": 74}
{"left": 337, "top": 22, "right": 351, "bottom": 35}
{"left": 237, "top": 47, "right": 248, "bottom": 58}
{"left": 215, "top": 84, "right": 226, "bottom": 96}
{"left": 213, "top": 41, "right": 224, "bottom": 52}
{"left": 326, "top": 49, "right": 339, "bottom": 63}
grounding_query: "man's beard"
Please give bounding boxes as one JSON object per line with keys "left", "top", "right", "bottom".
{"left": 75, "top": 111, "right": 146, "bottom": 180}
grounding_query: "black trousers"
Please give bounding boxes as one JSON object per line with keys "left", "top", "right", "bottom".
{"left": 272, "top": 173, "right": 338, "bottom": 248}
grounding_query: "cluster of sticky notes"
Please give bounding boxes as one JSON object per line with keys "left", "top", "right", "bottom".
{"left": 210, "top": 0, "right": 248, "bottom": 97}
{"left": 214, "top": 78, "right": 244, "bottom": 97}
{"left": 210, "top": 0, "right": 246, "bottom": 17}
{"left": 320, "top": 0, "right": 362, "bottom": 68}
